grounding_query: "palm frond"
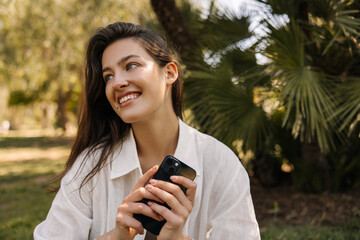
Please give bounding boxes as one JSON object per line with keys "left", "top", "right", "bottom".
{"left": 280, "top": 68, "right": 339, "bottom": 151}
{"left": 222, "top": 48, "right": 257, "bottom": 76}
{"left": 257, "top": 0, "right": 302, "bottom": 18}
{"left": 184, "top": 63, "right": 271, "bottom": 151}
{"left": 199, "top": 7, "right": 251, "bottom": 52}
{"left": 262, "top": 19, "right": 304, "bottom": 70}
{"left": 308, "top": 0, "right": 348, "bottom": 21}
{"left": 259, "top": 14, "right": 343, "bottom": 151}
{"left": 333, "top": 76, "right": 360, "bottom": 135}
{"left": 317, "top": 1, "right": 360, "bottom": 54}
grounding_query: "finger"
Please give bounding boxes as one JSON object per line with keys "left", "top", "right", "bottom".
{"left": 125, "top": 186, "right": 165, "bottom": 204}
{"left": 116, "top": 212, "right": 144, "bottom": 235}
{"left": 133, "top": 165, "right": 159, "bottom": 190}
{"left": 149, "top": 179, "right": 192, "bottom": 211}
{"left": 170, "top": 176, "right": 197, "bottom": 203}
{"left": 123, "top": 202, "right": 164, "bottom": 221}
{"left": 147, "top": 201, "right": 184, "bottom": 227}
{"left": 145, "top": 184, "right": 188, "bottom": 215}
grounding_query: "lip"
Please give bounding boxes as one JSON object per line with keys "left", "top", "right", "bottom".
{"left": 116, "top": 91, "right": 141, "bottom": 108}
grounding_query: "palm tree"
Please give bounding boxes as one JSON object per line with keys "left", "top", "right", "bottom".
{"left": 149, "top": 0, "right": 360, "bottom": 191}
{"left": 254, "top": 0, "right": 360, "bottom": 191}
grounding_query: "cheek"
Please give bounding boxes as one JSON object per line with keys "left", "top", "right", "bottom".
{"left": 105, "top": 85, "right": 113, "bottom": 103}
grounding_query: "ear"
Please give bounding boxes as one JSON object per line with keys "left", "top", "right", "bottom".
{"left": 164, "top": 62, "right": 178, "bottom": 86}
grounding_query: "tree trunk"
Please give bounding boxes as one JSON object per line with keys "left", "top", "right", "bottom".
{"left": 296, "top": 1, "right": 329, "bottom": 191}
{"left": 297, "top": 0, "right": 311, "bottom": 40}
{"left": 56, "top": 89, "right": 72, "bottom": 132}
{"left": 150, "top": 0, "right": 195, "bottom": 62}
{"left": 41, "top": 102, "right": 49, "bottom": 129}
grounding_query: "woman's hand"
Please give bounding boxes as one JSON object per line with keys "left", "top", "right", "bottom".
{"left": 97, "top": 165, "right": 164, "bottom": 240}
{"left": 145, "top": 175, "right": 197, "bottom": 240}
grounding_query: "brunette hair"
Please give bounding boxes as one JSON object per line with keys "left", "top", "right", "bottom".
{"left": 52, "top": 22, "right": 183, "bottom": 191}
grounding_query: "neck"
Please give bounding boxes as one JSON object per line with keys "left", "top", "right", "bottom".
{"left": 132, "top": 113, "right": 179, "bottom": 172}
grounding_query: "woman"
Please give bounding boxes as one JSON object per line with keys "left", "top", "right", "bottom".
{"left": 34, "top": 22, "right": 260, "bottom": 240}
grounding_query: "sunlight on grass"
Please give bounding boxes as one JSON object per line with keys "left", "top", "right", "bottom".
{"left": 0, "top": 134, "right": 71, "bottom": 240}
{"left": 0, "top": 147, "right": 70, "bottom": 162}
{"left": 0, "top": 158, "right": 66, "bottom": 177}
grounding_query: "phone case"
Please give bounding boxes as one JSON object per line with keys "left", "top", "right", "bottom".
{"left": 133, "top": 155, "right": 196, "bottom": 235}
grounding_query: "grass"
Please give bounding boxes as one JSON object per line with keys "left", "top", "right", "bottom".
{"left": 0, "top": 133, "right": 72, "bottom": 240}
{"left": 0, "top": 133, "right": 359, "bottom": 239}
{"left": 260, "top": 224, "right": 360, "bottom": 240}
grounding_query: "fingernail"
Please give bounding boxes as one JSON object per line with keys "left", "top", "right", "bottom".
{"left": 146, "top": 184, "right": 153, "bottom": 190}
{"left": 149, "top": 179, "right": 157, "bottom": 185}
{"left": 170, "top": 176, "right": 178, "bottom": 181}
{"left": 147, "top": 201, "right": 153, "bottom": 206}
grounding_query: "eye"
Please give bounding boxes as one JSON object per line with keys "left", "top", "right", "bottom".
{"left": 126, "top": 62, "right": 139, "bottom": 71}
{"left": 103, "top": 74, "right": 113, "bottom": 83}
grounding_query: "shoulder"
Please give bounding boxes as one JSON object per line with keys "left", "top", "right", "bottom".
{"left": 183, "top": 123, "right": 244, "bottom": 174}
{"left": 188, "top": 125, "right": 238, "bottom": 162}
{"left": 184, "top": 124, "right": 251, "bottom": 203}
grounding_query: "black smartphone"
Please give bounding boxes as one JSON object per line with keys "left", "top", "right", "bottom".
{"left": 134, "top": 155, "right": 196, "bottom": 235}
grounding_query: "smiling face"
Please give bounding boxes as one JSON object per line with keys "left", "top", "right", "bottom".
{"left": 102, "top": 38, "right": 178, "bottom": 124}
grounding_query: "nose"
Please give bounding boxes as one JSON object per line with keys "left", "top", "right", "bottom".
{"left": 112, "top": 73, "right": 129, "bottom": 89}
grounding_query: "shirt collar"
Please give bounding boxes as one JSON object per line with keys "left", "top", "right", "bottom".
{"left": 110, "top": 129, "right": 140, "bottom": 180}
{"left": 110, "top": 119, "right": 200, "bottom": 180}
{"left": 173, "top": 119, "right": 200, "bottom": 177}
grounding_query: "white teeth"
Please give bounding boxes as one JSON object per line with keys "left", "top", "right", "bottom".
{"left": 119, "top": 94, "right": 139, "bottom": 104}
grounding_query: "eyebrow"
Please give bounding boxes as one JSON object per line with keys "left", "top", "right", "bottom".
{"left": 102, "top": 54, "right": 140, "bottom": 73}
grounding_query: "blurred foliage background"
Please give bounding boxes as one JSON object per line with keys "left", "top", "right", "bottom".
{"left": 1, "top": 0, "right": 360, "bottom": 193}
{"left": 0, "top": 0, "right": 150, "bottom": 131}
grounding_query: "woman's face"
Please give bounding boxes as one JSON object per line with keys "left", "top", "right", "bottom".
{"left": 102, "top": 38, "right": 177, "bottom": 124}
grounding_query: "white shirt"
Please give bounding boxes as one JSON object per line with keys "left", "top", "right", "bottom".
{"left": 34, "top": 120, "right": 260, "bottom": 240}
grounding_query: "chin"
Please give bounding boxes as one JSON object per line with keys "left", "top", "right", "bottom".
{"left": 116, "top": 105, "right": 161, "bottom": 124}
{"left": 118, "top": 113, "right": 143, "bottom": 124}
{"left": 118, "top": 116, "right": 136, "bottom": 124}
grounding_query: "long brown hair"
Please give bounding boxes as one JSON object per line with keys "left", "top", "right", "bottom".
{"left": 52, "top": 22, "right": 183, "bottom": 192}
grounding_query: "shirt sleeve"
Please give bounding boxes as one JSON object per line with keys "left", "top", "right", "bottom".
{"left": 207, "top": 149, "right": 260, "bottom": 240}
{"left": 34, "top": 153, "right": 94, "bottom": 240}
